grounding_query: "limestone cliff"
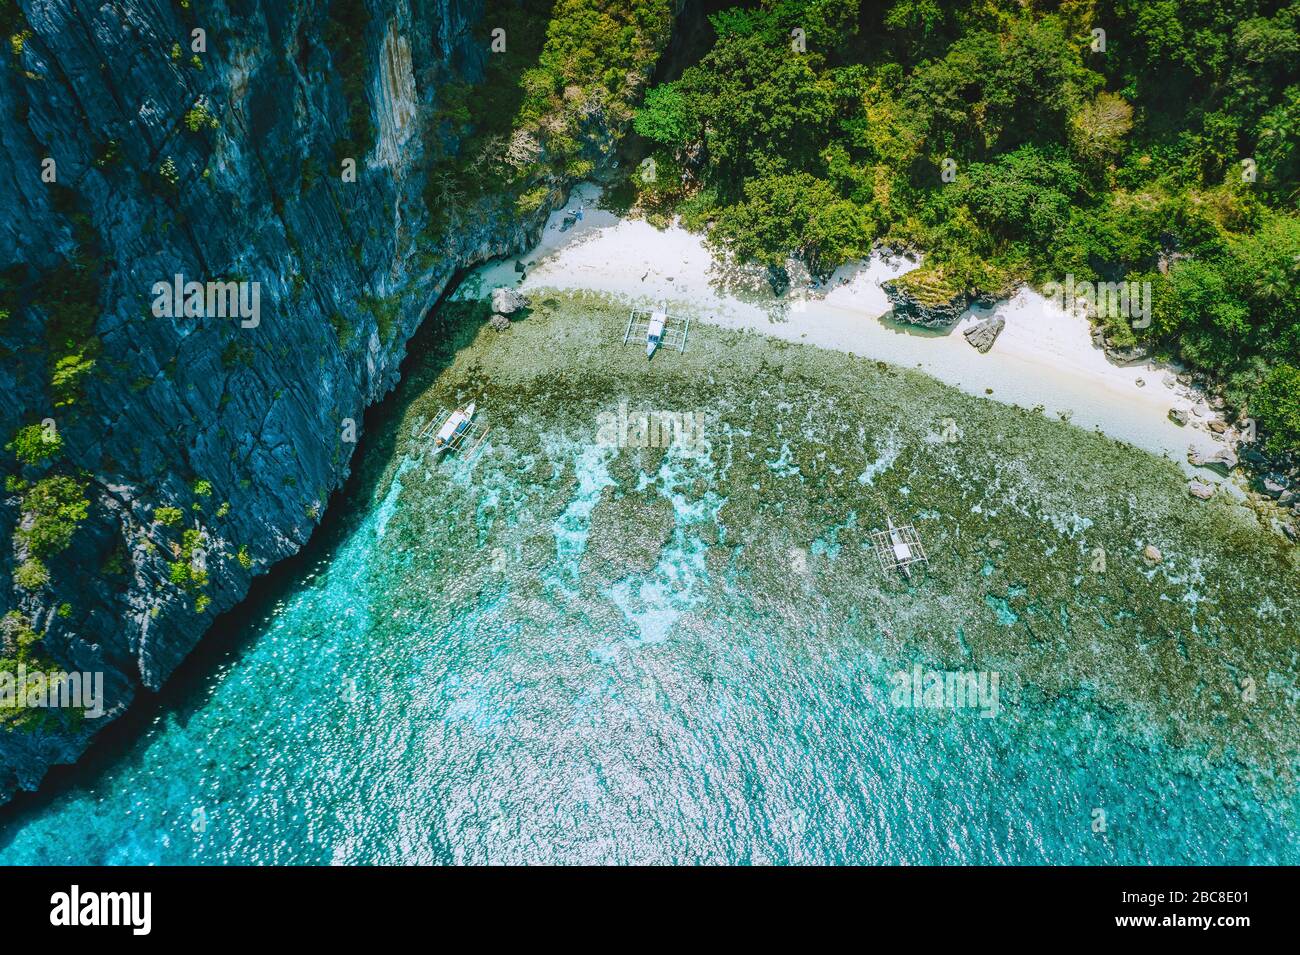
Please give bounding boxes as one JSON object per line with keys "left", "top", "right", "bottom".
{"left": 0, "top": 0, "right": 671, "bottom": 800}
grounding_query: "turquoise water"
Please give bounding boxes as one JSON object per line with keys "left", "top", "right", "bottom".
{"left": 1, "top": 295, "right": 1296, "bottom": 864}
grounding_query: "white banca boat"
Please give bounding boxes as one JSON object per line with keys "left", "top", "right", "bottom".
{"left": 419, "top": 402, "right": 490, "bottom": 459}
{"left": 622, "top": 306, "right": 690, "bottom": 359}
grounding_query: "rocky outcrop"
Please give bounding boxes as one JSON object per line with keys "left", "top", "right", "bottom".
{"left": 962, "top": 315, "right": 1005, "bottom": 353}
{"left": 490, "top": 287, "right": 527, "bottom": 315}
{"left": 883, "top": 271, "right": 994, "bottom": 329}
{"left": 0, "top": 0, "right": 670, "bottom": 801}
{"left": 885, "top": 284, "right": 975, "bottom": 328}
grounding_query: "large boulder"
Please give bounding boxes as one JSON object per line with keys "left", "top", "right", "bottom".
{"left": 1105, "top": 342, "right": 1150, "bottom": 364}
{"left": 1188, "top": 445, "right": 1238, "bottom": 475}
{"left": 1188, "top": 479, "right": 1216, "bottom": 500}
{"left": 491, "top": 286, "right": 528, "bottom": 314}
{"left": 962, "top": 315, "right": 1005, "bottom": 353}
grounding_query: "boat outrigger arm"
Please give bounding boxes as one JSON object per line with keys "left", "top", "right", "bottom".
{"left": 623, "top": 307, "right": 690, "bottom": 359}
{"left": 418, "top": 402, "right": 490, "bottom": 460}
{"left": 870, "top": 516, "right": 929, "bottom": 579}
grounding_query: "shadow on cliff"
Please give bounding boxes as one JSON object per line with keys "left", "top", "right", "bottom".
{"left": 0, "top": 277, "right": 486, "bottom": 836}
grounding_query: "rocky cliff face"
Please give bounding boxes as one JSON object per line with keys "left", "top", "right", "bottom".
{"left": 0, "top": 0, "right": 655, "bottom": 800}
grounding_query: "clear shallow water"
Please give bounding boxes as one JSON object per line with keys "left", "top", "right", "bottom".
{"left": 1, "top": 295, "right": 1296, "bottom": 864}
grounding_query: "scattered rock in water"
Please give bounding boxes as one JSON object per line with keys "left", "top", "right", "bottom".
{"left": 491, "top": 286, "right": 527, "bottom": 314}
{"left": 1135, "top": 377, "right": 1146, "bottom": 387}
{"left": 559, "top": 212, "right": 578, "bottom": 232}
{"left": 1261, "top": 475, "right": 1288, "bottom": 499}
{"left": 1142, "top": 544, "right": 1163, "bottom": 564}
{"left": 1168, "top": 407, "right": 1189, "bottom": 426}
{"left": 1188, "top": 479, "right": 1215, "bottom": 500}
{"left": 962, "top": 315, "right": 1006, "bottom": 354}
{"left": 1268, "top": 517, "right": 1297, "bottom": 542}
{"left": 1188, "top": 445, "right": 1238, "bottom": 474}
{"left": 488, "top": 313, "right": 510, "bottom": 331}
{"left": 514, "top": 260, "right": 526, "bottom": 274}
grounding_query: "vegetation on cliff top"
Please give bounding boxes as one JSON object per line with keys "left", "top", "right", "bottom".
{"left": 421, "top": 0, "right": 674, "bottom": 228}
{"left": 633, "top": 0, "right": 1300, "bottom": 450}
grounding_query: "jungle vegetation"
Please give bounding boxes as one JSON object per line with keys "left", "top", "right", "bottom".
{"left": 632, "top": 0, "right": 1300, "bottom": 451}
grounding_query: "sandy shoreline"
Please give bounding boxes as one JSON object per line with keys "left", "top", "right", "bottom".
{"left": 458, "top": 183, "right": 1229, "bottom": 474}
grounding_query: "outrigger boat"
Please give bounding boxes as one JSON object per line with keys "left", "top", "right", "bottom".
{"left": 419, "top": 402, "right": 490, "bottom": 459}
{"left": 870, "top": 515, "right": 929, "bottom": 579}
{"left": 645, "top": 311, "right": 667, "bottom": 358}
{"left": 623, "top": 305, "right": 690, "bottom": 359}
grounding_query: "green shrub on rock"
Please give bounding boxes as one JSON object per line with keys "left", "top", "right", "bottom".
{"left": 154, "top": 506, "right": 183, "bottom": 526}
{"left": 13, "top": 558, "right": 49, "bottom": 590}
{"left": 6, "top": 423, "right": 62, "bottom": 466}
{"left": 16, "top": 476, "right": 89, "bottom": 559}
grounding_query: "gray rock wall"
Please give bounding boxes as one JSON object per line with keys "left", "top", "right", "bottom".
{"left": 0, "top": 0, "right": 601, "bottom": 799}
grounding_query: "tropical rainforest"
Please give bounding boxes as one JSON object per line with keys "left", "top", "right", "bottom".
{"left": 631, "top": 0, "right": 1300, "bottom": 452}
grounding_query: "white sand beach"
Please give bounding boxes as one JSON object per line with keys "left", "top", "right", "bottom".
{"left": 460, "top": 183, "right": 1230, "bottom": 473}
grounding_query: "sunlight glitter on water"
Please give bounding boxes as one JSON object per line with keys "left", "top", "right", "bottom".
{"left": 0, "top": 292, "right": 1296, "bottom": 865}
